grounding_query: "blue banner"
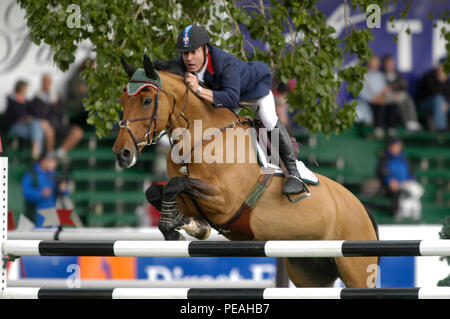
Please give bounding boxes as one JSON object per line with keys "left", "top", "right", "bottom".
{"left": 312, "top": 1, "right": 448, "bottom": 89}
{"left": 136, "top": 257, "right": 277, "bottom": 281}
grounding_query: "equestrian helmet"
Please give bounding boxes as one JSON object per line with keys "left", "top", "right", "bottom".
{"left": 176, "top": 25, "right": 210, "bottom": 53}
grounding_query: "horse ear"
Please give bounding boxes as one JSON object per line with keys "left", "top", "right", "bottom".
{"left": 143, "top": 54, "right": 157, "bottom": 79}
{"left": 120, "top": 56, "right": 136, "bottom": 78}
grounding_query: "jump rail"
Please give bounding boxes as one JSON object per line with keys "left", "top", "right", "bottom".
{"left": 8, "top": 279, "right": 275, "bottom": 289}
{"left": 2, "top": 156, "right": 450, "bottom": 300}
{"left": 3, "top": 239, "right": 450, "bottom": 258}
{"left": 7, "top": 228, "right": 227, "bottom": 241}
{"left": 2, "top": 287, "right": 450, "bottom": 299}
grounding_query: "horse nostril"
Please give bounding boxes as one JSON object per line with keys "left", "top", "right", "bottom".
{"left": 121, "top": 149, "right": 131, "bottom": 160}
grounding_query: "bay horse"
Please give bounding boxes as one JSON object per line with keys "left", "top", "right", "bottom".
{"left": 112, "top": 55, "right": 379, "bottom": 288}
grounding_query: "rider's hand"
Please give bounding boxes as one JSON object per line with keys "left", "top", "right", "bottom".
{"left": 59, "top": 181, "right": 68, "bottom": 193}
{"left": 388, "top": 179, "right": 400, "bottom": 192}
{"left": 185, "top": 73, "right": 199, "bottom": 93}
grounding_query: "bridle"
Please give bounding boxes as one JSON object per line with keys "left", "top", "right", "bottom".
{"left": 118, "top": 70, "right": 189, "bottom": 154}
{"left": 119, "top": 69, "right": 252, "bottom": 163}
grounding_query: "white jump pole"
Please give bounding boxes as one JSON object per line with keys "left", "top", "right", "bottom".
{"left": 2, "top": 287, "right": 450, "bottom": 299}
{"left": 8, "top": 227, "right": 228, "bottom": 241}
{"left": 8, "top": 278, "right": 275, "bottom": 289}
{"left": 0, "top": 157, "right": 8, "bottom": 298}
{"left": 4, "top": 239, "right": 450, "bottom": 258}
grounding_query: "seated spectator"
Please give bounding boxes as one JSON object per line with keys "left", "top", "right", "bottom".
{"left": 30, "top": 74, "right": 83, "bottom": 159}
{"left": 1, "top": 80, "right": 54, "bottom": 160}
{"left": 376, "top": 137, "right": 424, "bottom": 221}
{"left": 357, "top": 55, "right": 399, "bottom": 139}
{"left": 22, "top": 151, "right": 69, "bottom": 227}
{"left": 65, "top": 58, "right": 92, "bottom": 128}
{"left": 381, "top": 54, "right": 421, "bottom": 132}
{"left": 416, "top": 56, "right": 450, "bottom": 132}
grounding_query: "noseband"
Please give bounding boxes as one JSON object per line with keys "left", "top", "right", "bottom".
{"left": 119, "top": 91, "right": 162, "bottom": 153}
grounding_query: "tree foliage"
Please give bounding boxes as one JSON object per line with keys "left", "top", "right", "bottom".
{"left": 17, "top": 0, "right": 450, "bottom": 137}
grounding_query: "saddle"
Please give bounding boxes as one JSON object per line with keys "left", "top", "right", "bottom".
{"left": 204, "top": 118, "right": 319, "bottom": 240}
{"left": 189, "top": 108, "right": 320, "bottom": 240}
{"left": 247, "top": 118, "right": 319, "bottom": 186}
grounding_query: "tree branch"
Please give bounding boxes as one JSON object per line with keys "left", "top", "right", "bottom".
{"left": 223, "top": 0, "right": 248, "bottom": 62}
{"left": 119, "top": 2, "right": 145, "bottom": 51}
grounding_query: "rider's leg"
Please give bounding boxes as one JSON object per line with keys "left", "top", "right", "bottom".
{"left": 253, "top": 91, "right": 306, "bottom": 195}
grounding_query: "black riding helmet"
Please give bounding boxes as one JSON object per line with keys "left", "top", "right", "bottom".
{"left": 176, "top": 25, "right": 210, "bottom": 53}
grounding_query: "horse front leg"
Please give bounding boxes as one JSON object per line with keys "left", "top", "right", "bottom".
{"left": 145, "top": 177, "right": 211, "bottom": 241}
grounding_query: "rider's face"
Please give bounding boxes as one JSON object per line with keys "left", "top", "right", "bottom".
{"left": 182, "top": 46, "right": 208, "bottom": 73}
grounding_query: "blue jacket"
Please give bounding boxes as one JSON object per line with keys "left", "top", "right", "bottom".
{"left": 22, "top": 163, "right": 68, "bottom": 211}
{"left": 380, "top": 150, "right": 415, "bottom": 185}
{"left": 177, "top": 45, "right": 272, "bottom": 108}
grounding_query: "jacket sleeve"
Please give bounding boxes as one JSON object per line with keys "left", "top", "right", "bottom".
{"left": 28, "top": 98, "right": 51, "bottom": 119}
{"left": 383, "top": 170, "right": 394, "bottom": 185}
{"left": 211, "top": 57, "right": 240, "bottom": 108}
{"left": 377, "top": 153, "right": 394, "bottom": 186}
{"left": 22, "top": 173, "right": 42, "bottom": 203}
{"left": 422, "top": 72, "right": 441, "bottom": 96}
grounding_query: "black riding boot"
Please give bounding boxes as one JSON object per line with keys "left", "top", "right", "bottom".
{"left": 274, "top": 120, "right": 306, "bottom": 195}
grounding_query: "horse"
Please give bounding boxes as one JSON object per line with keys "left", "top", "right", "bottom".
{"left": 112, "top": 55, "right": 379, "bottom": 288}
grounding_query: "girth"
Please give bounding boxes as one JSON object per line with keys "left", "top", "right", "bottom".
{"left": 190, "top": 171, "right": 275, "bottom": 240}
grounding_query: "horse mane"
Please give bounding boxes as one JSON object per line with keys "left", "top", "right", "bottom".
{"left": 153, "top": 59, "right": 186, "bottom": 77}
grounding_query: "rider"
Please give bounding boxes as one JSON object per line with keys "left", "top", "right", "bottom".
{"left": 175, "top": 25, "right": 306, "bottom": 196}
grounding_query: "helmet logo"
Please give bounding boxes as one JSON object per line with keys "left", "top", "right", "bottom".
{"left": 183, "top": 25, "right": 192, "bottom": 47}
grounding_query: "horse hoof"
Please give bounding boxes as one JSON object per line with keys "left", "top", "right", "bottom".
{"left": 182, "top": 217, "right": 211, "bottom": 240}
{"left": 176, "top": 232, "right": 186, "bottom": 241}
{"left": 163, "top": 230, "right": 185, "bottom": 241}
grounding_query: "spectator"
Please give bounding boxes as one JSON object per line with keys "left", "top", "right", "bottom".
{"left": 21, "top": 151, "right": 69, "bottom": 227}
{"left": 65, "top": 58, "right": 93, "bottom": 128}
{"left": 377, "top": 137, "right": 424, "bottom": 221}
{"left": 416, "top": 56, "right": 450, "bottom": 132}
{"left": 273, "top": 81, "right": 292, "bottom": 133}
{"left": 357, "top": 55, "right": 399, "bottom": 139}
{"left": 1, "top": 80, "right": 55, "bottom": 159}
{"left": 31, "top": 74, "right": 83, "bottom": 159}
{"left": 381, "top": 55, "right": 421, "bottom": 132}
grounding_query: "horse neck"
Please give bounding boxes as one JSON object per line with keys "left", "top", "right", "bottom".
{"left": 162, "top": 72, "right": 239, "bottom": 133}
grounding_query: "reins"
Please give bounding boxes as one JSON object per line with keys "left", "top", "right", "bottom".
{"left": 119, "top": 70, "right": 253, "bottom": 163}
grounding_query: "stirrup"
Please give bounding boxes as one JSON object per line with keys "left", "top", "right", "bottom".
{"left": 284, "top": 175, "right": 310, "bottom": 203}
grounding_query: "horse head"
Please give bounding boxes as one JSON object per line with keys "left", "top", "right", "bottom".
{"left": 113, "top": 55, "right": 171, "bottom": 168}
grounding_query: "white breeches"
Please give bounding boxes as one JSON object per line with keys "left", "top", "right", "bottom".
{"left": 242, "top": 91, "right": 279, "bottom": 131}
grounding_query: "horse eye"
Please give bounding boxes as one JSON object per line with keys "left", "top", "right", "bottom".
{"left": 143, "top": 97, "right": 153, "bottom": 106}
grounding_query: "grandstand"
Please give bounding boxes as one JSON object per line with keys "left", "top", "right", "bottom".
{"left": 3, "top": 123, "right": 449, "bottom": 227}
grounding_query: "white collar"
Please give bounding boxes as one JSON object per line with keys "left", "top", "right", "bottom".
{"left": 195, "top": 57, "right": 208, "bottom": 83}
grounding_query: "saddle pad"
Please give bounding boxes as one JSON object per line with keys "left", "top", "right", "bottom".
{"left": 250, "top": 128, "right": 320, "bottom": 185}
